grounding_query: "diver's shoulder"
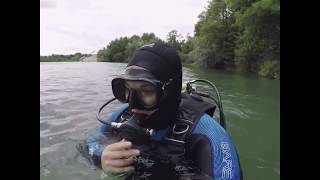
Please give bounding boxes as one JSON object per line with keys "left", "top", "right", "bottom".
{"left": 192, "top": 113, "right": 228, "bottom": 135}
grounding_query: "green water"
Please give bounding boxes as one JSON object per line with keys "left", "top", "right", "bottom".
{"left": 189, "top": 67, "right": 280, "bottom": 179}
{"left": 40, "top": 62, "right": 280, "bottom": 180}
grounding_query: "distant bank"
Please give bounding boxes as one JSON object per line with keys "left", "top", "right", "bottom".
{"left": 40, "top": 53, "right": 96, "bottom": 62}
{"left": 80, "top": 54, "right": 97, "bottom": 62}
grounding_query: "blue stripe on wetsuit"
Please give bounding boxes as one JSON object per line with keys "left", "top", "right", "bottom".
{"left": 100, "top": 104, "right": 129, "bottom": 133}
{"left": 192, "top": 114, "right": 241, "bottom": 180}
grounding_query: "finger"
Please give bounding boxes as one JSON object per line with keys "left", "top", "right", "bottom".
{"left": 104, "top": 157, "right": 135, "bottom": 167}
{"left": 103, "top": 149, "right": 140, "bottom": 160}
{"left": 121, "top": 139, "right": 130, "bottom": 150}
{"left": 108, "top": 166, "right": 135, "bottom": 174}
{"left": 106, "top": 141, "right": 133, "bottom": 151}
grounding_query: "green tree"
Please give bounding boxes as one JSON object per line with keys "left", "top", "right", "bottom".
{"left": 97, "top": 33, "right": 161, "bottom": 63}
{"left": 97, "top": 37, "right": 129, "bottom": 62}
{"left": 70, "top": 52, "right": 82, "bottom": 61}
{"left": 190, "top": 0, "right": 238, "bottom": 69}
{"left": 230, "top": 0, "right": 280, "bottom": 78}
{"left": 166, "top": 30, "right": 184, "bottom": 51}
{"left": 40, "top": 53, "right": 87, "bottom": 62}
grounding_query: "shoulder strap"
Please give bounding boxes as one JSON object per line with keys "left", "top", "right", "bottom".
{"left": 161, "top": 93, "right": 216, "bottom": 163}
{"left": 166, "top": 93, "right": 216, "bottom": 143}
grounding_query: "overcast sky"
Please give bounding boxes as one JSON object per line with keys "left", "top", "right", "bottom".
{"left": 40, "top": 0, "right": 209, "bottom": 55}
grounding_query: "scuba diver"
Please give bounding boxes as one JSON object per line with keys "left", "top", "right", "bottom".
{"left": 85, "top": 42, "right": 243, "bottom": 179}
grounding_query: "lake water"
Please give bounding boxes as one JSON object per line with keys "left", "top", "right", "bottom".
{"left": 40, "top": 62, "right": 280, "bottom": 180}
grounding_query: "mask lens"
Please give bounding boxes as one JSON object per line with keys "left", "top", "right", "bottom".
{"left": 125, "top": 81, "right": 159, "bottom": 107}
{"left": 112, "top": 78, "right": 128, "bottom": 103}
{"left": 138, "top": 89, "right": 157, "bottom": 106}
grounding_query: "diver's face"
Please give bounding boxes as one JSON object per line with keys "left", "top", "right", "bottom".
{"left": 125, "top": 81, "right": 159, "bottom": 115}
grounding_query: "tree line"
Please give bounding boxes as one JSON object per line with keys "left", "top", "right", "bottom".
{"left": 40, "top": 53, "right": 90, "bottom": 62}
{"left": 97, "top": 0, "right": 279, "bottom": 79}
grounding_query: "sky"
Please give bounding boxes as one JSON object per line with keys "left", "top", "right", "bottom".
{"left": 40, "top": 0, "right": 209, "bottom": 55}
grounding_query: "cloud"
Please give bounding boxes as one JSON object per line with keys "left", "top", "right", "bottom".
{"left": 40, "top": 0, "right": 209, "bottom": 55}
{"left": 41, "top": 26, "right": 106, "bottom": 54}
{"left": 40, "top": 0, "right": 57, "bottom": 9}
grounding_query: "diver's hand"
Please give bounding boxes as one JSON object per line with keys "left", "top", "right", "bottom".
{"left": 101, "top": 139, "right": 140, "bottom": 175}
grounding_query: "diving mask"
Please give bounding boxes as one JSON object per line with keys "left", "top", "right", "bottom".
{"left": 124, "top": 81, "right": 159, "bottom": 108}
{"left": 111, "top": 68, "right": 174, "bottom": 110}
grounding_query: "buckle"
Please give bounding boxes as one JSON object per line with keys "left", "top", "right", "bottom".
{"left": 172, "top": 123, "right": 189, "bottom": 135}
